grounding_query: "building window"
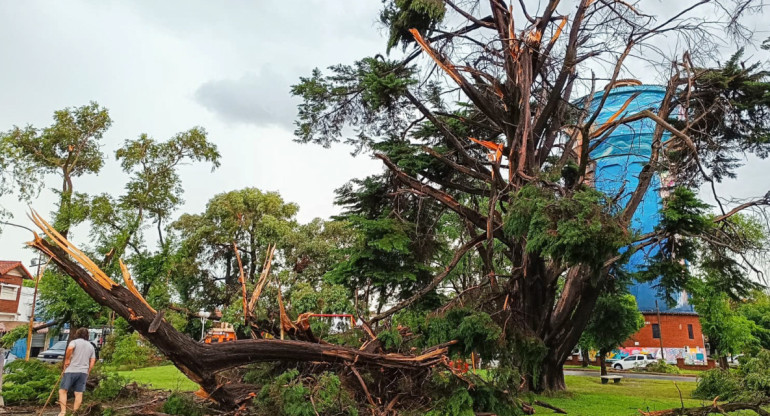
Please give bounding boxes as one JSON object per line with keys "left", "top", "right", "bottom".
{"left": 0, "top": 284, "right": 18, "bottom": 301}
{"left": 652, "top": 323, "right": 661, "bottom": 339}
{"left": 688, "top": 324, "right": 694, "bottom": 339}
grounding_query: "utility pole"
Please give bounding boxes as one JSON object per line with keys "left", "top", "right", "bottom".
{"left": 25, "top": 254, "right": 46, "bottom": 361}
{"left": 655, "top": 300, "right": 665, "bottom": 361}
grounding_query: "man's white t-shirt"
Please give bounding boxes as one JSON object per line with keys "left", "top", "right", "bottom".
{"left": 64, "top": 339, "right": 95, "bottom": 374}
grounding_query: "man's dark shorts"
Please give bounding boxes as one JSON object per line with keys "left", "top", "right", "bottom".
{"left": 60, "top": 372, "right": 88, "bottom": 393}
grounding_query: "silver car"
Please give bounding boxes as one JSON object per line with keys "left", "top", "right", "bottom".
{"left": 38, "top": 340, "right": 68, "bottom": 363}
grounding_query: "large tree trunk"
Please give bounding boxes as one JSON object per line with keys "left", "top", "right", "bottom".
{"left": 581, "top": 348, "right": 590, "bottom": 367}
{"left": 28, "top": 226, "right": 449, "bottom": 409}
{"left": 538, "top": 356, "right": 566, "bottom": 392}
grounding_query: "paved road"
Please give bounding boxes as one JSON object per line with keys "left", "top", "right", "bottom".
{"left": 565, "top": 369, "right": 697, "bottom": 382}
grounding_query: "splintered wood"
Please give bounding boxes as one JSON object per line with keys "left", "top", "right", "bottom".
{"left": 28, "top": 209, "right": 117, "bottom": 290}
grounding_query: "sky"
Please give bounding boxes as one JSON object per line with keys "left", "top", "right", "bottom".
{"left": 0, "top": 1, "right": 768, "bottom": 268}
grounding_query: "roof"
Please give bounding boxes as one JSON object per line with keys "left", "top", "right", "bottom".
{"left": 639, "top": 310, "right": 699, "bottom": 317}
{"left": 0, "top": 261, "right": 34, "bottom": 279}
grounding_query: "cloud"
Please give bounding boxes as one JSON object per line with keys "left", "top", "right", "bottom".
{"left": 194, "top": 68, "right": 299, "bottom": 129}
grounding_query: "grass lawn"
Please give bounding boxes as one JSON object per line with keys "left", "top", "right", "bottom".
{"left": 117, "top": 365, "right": 199, "bottom": 392}
{"left": 533, "top": 375, "right": 705, "bottom": 415}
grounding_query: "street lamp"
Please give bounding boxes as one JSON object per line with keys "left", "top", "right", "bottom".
{"left": 198, "top": 311, "right": 211, "bottom": 342}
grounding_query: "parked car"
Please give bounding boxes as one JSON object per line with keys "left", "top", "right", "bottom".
{"left": 727, "top": 354, "right": 744, "bottom": 367}
{"left": 612, "top": 354, "right": 656, "bottom": 370}
{"left": 38, "top": 340, "right": 68, "bottom": 363}
{"left": 38, "top": 340, "right": 100, "bottom": 363}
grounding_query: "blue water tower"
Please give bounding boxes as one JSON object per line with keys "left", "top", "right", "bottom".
{"left": 587, "top": 84, "right": 694, "bottom": 313}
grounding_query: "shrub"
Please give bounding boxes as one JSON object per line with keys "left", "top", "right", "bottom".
{"left": 108, "top": 332, "right": 161, "bottom": 370}
{"left": 693, "top": 369, "right": 740, "bottom": 401}
{"left": 254, "top": 369, "right": 358, "bottom": 416}
{"left": 3, "top": 360, "right": 61, "bottom": 404}
{"left": 162, "top": 392, "right": 205, "bottom": 416}
{"left": 638, "top": 360, "right": 682, "bottom": 374}
{"left": 91, "top": 372, "right": 131, "bottom": 401}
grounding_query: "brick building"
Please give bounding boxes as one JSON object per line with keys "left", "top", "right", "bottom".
{"left": 624, "top": 312, "right": 704, "bottom": 349}
{"left": 0, "top": 261, "right": 33, "bottom": 322}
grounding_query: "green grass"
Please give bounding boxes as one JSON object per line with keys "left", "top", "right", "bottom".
{"left": 532, "top": 375, "right": 704, "bottom": 415}
{"left": 117, "top": 365, "right": 199, "bottom": 392}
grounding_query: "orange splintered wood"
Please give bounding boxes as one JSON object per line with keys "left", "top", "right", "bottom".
{"left": 232, "top": 242, "right": 249, "bottom": 325}
{"left": 247, "top": 244, "right": 275, "bottom": 313}
{"left": 28, "top": 210, "right": 117, "bottom": 290}
{"left": 469, "top": 137, "right": 504, "bottom": 162}
{"left": 549, "top": 17, "right": 568, "bottom": 45}
{"left": 409, "top": 28, "right": 464, "bottom": 85}
{"left": 120, "top": 259, "right": 156, "bottom": 314}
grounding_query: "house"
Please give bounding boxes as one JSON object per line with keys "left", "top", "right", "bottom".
{"left": 0, "top": 261, "right": 34, "bottom": 324}
{"left": 612, "top": 282, "right": 707, "bottom": 363}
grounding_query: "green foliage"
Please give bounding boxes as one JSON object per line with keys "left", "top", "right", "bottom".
{"left": 292, "top": 59, "right": 416, "bottom": 152}
{"left": 414, "top": 309, "right": 502, "bottom": 360}
{"left": 505, "top": 185, "right": 627, "bottom": 268}
{"left": 638, "top": 360, "right": 682, "bottom": 375}
{"left": 3, "top": 359, "right": 61, "bottom": 404}
{"left": 38, "top": 269, "right": 106, "bottom": 330}
{"left": 693, "top": 369, "right": 740, "bottom": 400}
{"left": 582, "top": 294, "right": 644, "bottom": 356}
{"left": 684, "top": 49, "right": 770, "bottom": 182}
{"left": 162, "top": 392, "right": 205, "bottom": 416}
{"left": 691, "top": 280, "right": 759, "bottom": 359}
{"left": 378, "top": 328, "right": 404, "bottom": 350}
{"left": 425, "top": 387, "right": 475, "bottom": 416}
{"left": 380, "top": 0, "right": 446, "bottom": 52}
{"left": 171, "top": 187, "right": 299, "bottom": 307}
{"left": 108, "top": 332, "right": 161, "bottom": 370}
{"left": 1, "top": 323, "right": 29, "bottom": 349}
{"left": 91, "top": 372, "right": 132, "bottom": 401}
{"left": 637, "top": 187, "right": 712, "bottom": 304}
{"left": 738, "top": 290, "right": 770, "bottom": 350}
{"left": 694, "top": 351, "right": 770, "bottom": 401}
{"left": 255, "top": 369, "right": 358, "bottom": 416}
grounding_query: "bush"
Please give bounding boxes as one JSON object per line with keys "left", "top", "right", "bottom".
{"left": 693, "top": 369, "right": 740, "bottom": 400}
{"left": 3, "top": 360, "right": 61, "bottom": 404}
{"left": 162, "top": 392, "right": 205, "bottom": 416}
{"left": 108, "top": 332, "right": 161, "bottom": 370}
{"left": 637, "top": 360, "right": 681, "bottom": 374}
{"left": 254, "top": 369, "right": 358, "bottom": 416}
{"left": 91, "top": 372, "right": 132, "bottom": 401}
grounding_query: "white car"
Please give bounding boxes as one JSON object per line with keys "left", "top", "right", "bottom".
{"left": 612, "top": 354, "right": 656, "bottom": 370}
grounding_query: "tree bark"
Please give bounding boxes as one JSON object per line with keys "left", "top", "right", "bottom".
{"left": 599, "top": 349, "right": 608, "bottom": 376}
{"left": 538, "top": 356, "right": 566, "bottom": 392}
{"left": 581, "top": 349, "right": 590, "bottom": 368}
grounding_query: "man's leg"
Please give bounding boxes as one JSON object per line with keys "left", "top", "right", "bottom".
{"left": 72, "top": 373, "right": 88, "bottom": 411}
{"left": 58, "top": 389, "right": 68, "bottom": 416}
{"left": 73, "top": 392, "right": 83, "bottom": 411}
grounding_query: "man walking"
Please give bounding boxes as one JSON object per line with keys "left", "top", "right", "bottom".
{"left": 58, "top": 328, "right": 95, "bottom": 416}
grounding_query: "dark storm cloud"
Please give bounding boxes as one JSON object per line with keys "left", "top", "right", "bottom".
{"left": 194, "top": 69, "right": 299, "bottom": 129}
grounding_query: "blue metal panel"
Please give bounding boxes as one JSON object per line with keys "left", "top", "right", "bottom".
{"left": 588, "top": 85, "right": 694, "bottom": 313}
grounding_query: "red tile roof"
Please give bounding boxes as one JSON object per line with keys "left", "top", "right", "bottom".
{"left": 0, "top": 261, "right": 33, "bottom": 279}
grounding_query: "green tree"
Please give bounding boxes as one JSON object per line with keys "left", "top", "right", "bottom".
{"left": 171, "top": 188, "right": 299, "bottom": 308}
{"left": 291, "top": 0, "right": 770, "bottom": 391}
{"left": 3, "top": 102, "right": 111, "bottom": 236}
{"left": 580, "top": 294, "right": 644, "bottom": 376}
{"left": 692, "top": 281, "right": 759, "bottom": 369}
{"left": 737, "top": 291, "right": 770, "bottom": 350}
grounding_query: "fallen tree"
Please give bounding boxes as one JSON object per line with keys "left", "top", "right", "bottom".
{"left": 26, "top": 211, "right": 450, "bottom": 410}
